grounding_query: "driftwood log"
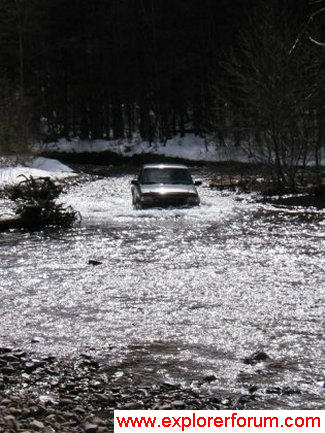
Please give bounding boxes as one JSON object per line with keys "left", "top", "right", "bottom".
{"left": 0, "top": 215, "right": 25, "bottom": 232}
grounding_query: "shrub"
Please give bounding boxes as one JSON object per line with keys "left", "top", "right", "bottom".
{"left": 4, "top": 176, "right": 79, "bottom": 229}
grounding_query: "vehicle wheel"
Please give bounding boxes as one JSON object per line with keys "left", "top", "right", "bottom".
{"left": 132, "top": 193, "right": 142, "bottom": 210}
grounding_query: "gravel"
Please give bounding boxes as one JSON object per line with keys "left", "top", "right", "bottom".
{"left": 0, "top": 345, "right": 252, "bottom": 432}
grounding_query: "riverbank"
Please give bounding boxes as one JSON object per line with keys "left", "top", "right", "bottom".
{"left": 0, "top": 346, "right": 251, "bottom": 433}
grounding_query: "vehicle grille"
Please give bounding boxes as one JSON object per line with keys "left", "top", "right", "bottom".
{"left": 150, "top": 194, "right": 195, "bottom": 206}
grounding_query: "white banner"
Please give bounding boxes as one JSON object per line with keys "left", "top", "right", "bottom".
{"left": 115, "top": 410, "right": 324, "bottom": 433}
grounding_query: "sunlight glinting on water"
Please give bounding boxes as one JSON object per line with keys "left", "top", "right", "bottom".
{"left": 0, "top": 174, "right": 324, "bottom": 408}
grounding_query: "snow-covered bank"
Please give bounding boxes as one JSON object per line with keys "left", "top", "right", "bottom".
{"left": 0, "top": 157, "right": 76, "bottom": 188}
{"left": 39, "top": 134, "right": 253, "bottom": 163}
{"left": 39, "top": 134, "right": 325, "bottom": 166}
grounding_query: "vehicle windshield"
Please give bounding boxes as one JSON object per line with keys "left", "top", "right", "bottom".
{"left": 140, "top": 168, "right": 193, "bottom": 185}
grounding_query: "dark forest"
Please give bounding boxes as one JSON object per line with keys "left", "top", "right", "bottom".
{"left": 0, "top": 0, "right": 323, "bottom": 151}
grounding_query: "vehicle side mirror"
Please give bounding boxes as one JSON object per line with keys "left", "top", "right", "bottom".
{"left": 194, "top": 180, "right": 202, "bottom": 186}
{"left": 131, "top": 179, "right": 138, "bottom": 185}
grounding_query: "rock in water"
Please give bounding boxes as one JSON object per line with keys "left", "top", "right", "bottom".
{"left": 243, "top": 351, "right": 270, "bottom": 365}
{"left": 88, "top": 260, "right": 102, "bottom": 266}
{"left": 202, "top": 374, "right": 217, "bottom": 383}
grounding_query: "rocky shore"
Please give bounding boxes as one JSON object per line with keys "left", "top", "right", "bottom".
{"left": 0, "top": 346, "right": 254, "bottom": 433}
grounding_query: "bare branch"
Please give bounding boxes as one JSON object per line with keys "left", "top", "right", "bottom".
{"left": 307, "top": 33, "right": 325, "bottom": 46}
{"left": 289, "top": 7, "right": 325, "bottom": 54}
{"left": 309, "top": 6, "right": 325, "bottom": 21}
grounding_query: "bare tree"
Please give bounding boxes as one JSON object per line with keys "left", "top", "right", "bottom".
{"left": 213, "top": 0, "right": 324, "bottom": 191}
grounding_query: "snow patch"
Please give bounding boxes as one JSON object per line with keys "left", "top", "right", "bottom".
{"left": 0, "top": 157, "right": 76, "bottom": 188}
{"left": 29, "top": 157, "right": 73, "bottom": 173}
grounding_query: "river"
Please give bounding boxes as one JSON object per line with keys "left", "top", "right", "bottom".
{"left": 0, "top": 167, "right": 324, "bottom": 409}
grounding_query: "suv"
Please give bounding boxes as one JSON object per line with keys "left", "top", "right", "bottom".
{"left": 131, "top": 164, "right": 201, "bottom": 209}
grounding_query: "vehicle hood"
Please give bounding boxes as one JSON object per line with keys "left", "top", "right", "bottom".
{"left": 140, "top": 184, "right": 197, "bottom": 195}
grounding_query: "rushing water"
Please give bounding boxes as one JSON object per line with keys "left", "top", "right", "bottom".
{"left": 0, "top": 169, "right": 324, "bottom": 409}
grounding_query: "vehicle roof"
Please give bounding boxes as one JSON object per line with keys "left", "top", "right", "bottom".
{"left": 142, "top": 163, "right": 189, "bottom": 169}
